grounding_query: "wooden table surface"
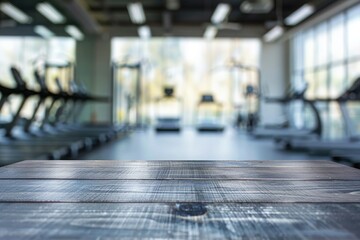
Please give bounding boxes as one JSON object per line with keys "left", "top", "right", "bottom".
{"left": 0, "top": 160, "right": 359, "bottom": 239}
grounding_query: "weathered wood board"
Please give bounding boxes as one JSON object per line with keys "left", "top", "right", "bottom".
{"left": 0, "top": 203, "right": 359, "bottom": 239}
{"left": 7, "top": 159, "right": 341, "bottom": 168}
{"left": 0, "top": 165, "right": 359, "bottom": 180}
{"left": 0, "top": 160, "right": 359, "bottom": 239}
{"left": 0, "top": 179, "right": 359, "bottom": 203}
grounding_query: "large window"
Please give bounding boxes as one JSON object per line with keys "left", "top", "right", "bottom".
{"left": 291, "top": 3, "right": 360, "bottom": 140}
{"left": 0, "top": 37, "right": 76, "bottom": 121}
{"left": 111, "top": 38, "right": 261, "bottom": 125}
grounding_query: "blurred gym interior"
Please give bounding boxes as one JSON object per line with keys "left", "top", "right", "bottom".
{"left": 0, "top": 0, "right": 360, "bottom": 238}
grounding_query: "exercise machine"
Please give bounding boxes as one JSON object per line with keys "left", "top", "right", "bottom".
{"left": 285, "top": 77, "right": 360, "bottom": 153}
{"left": 230, "top": 62, "right": 261, "bottom": 132}
{"left": 251, "top": 84, "right": 322, "bottom": 144}
{"left": 0, "top": 64, "right": 125, "bottom": 167}
{"left": 112, "top": 62, "right": 143, "bottom": 128}
{"left": 155, "top": 87, "right": 182, "bottom": 132}
{"left": 196, "top": 94, "right": 225, "bottom": 132}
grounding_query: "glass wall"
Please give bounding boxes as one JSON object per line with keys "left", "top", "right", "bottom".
{"left": 111, "top": 38, "right": 261, "bottom": 126}
{"left": 0, "top": 37, "right": 76, "bottom": 121}
{"left": 291, "top": 3, "right": 360, "bottom": 139}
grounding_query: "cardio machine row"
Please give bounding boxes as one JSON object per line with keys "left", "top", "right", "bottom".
{"left": 0, "top": 65, "right": 126, "bottom": 166}
{"left": 251, "top": 76, "right": 360, "bottom": 168}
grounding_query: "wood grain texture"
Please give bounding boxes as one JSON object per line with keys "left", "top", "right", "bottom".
{"left": 0, "top": 179, "right": 359, "bottom": 203}
{"left": 8, "top": 160, "right": 341, "bottom": 168}
{"left": 0, "top": 165, "right": 359, "bottom": 180}
{"left": 1, "top": 160, "right": 360, "bottom": 239}
{"left": 0, "top": 203, "right": 359, "bottom": 240}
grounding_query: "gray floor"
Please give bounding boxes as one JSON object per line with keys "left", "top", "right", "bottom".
{"left": 80, "top": 128, "right": 329, "bottom": 161}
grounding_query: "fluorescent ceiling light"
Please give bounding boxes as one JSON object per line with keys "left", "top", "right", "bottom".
{"left": 36, "top": 2, "right": 65, "bottom": 24}
{"left": 0, "top": 3, "right": 32, "bottom": 23}
{"left": 263, "top": 25, "right": 284, "bottom": 42}
{"left": 65, "top": 25, "right": 84, "bottom": 40}
{"left": 211, "top": 3, "right": 231, "bottom": 24}
{"left": 127, "top": 2, "right": 146, "bottom": 24}
{"left": 240, "top": 0, "right": 273, "bottom": 14}
{"left": 204, "top": 25, "right": 218, "bottom": 39}
{"left": 34, "top": 25, "right": 54, "bottom": 39}
{"left": 166, "top": 0, "right": 180, "bottom": 10}
{"left": 285, "top": 4, "right": 315, "bottom": 26}
{"left": 138, "top": 25, "right": 151, "bottom": 39}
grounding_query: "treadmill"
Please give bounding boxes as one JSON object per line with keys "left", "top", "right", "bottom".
{"left": 36, "top": 67, "right": 124, "bottom": 145}
{"left": 155, "top": 87, "right": 182, "bottom": 132}
{"left": 56, "top": 79, "right": 122, "bottom": 143}
{"left": 196, "top": 94, "right": 225, "bottom": 132}
{"left": 252, "top": 84, "right": 322, "bottom": 146}
{"left": 287, "top": 77, "right": 360, "bottom": 154}
{"left": 0, "top": 67, "right": 76, "bottom": 163}
{"left": 332, "top": 150, "right": 360, "bottom": 168}
{"left": 0, "top": 66, "right": 118, "bottom": 165}
{"left": 36, "top": 63, "right": 119, "bottom": 145}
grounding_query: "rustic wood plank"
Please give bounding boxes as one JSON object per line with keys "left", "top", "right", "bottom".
{"left": 0, "top": 203, "right": 359, "bottom": 239}
{"left": 0, "top": 165, "right": 359, "bottom": 180}
{"left": 0, "top": 179, "right": 359, "bottom": 203}
{"left": 8, "top": 160, "right": 342, "bottom": 169}
{"left": 1, "top": 160, "right": 359, "bottom": 238}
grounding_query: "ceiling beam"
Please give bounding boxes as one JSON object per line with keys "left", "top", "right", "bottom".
{"left": 104, "top": 24, "right": 265, "bottom": 38}
{"left": 55, "top": 0, "right": 102, "bottom": 35}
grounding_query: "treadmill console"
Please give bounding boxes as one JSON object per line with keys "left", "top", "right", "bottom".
{"left": 201, "top": 94, "right": 214, "bottom": 103}
{"left": 164, "top": 87, "right": 174, "bottom": 97}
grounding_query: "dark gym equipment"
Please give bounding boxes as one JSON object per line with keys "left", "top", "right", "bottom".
{"left": 251, "top": 84, "right": 322, "bottom": 145}
{"left": 111, "top": 62, "right": 143, "bottom": 128}
{"left": 244, "top": 84, "right": 259, "bottom": 132}
{"left": 286, "top": 77, "right": 360, "bottom": 154}
{"left": 230, "top": 63, "right": 261, "bottom": 132}
{"left": 0, "top": 64, "right": 126, "bottom": 167}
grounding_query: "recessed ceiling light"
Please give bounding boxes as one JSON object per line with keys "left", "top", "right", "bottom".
{"left": 0, "top": 3, "right": 32, "bottom": 24}
{"left": 36, "top": 2, "right": 66, "bottom": 24}
{"left": 285, "top": 4, "right": 315, "bottom": 26}
{"left": 65, "top": 25, "right": 84, "bottom": 40}
{"left": 127, "top": 3, "right": 146, "bottom": 24}
{"left": 138, "top": 25, "right": 151, "bottom": 39}
{"left": 166, "top": 0, "right": 180, "bottom": 10}
{"left": 204, "top": 25, "right": 218, "bottom": 39}
{"left": 211, "top": 3, "right": 231, "bottom": 24}
{"left": 240, "top": 0, "right": 273, "bottom": 14}
{"left": 263, "top": 25, "right": 284, "bottom": 42}
{"left": 34, "top": 25, "right": 54, "bottom": 39}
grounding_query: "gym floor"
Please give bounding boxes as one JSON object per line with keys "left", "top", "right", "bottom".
{"left": 79, "top": 129, "right": 328, "bottom": 161}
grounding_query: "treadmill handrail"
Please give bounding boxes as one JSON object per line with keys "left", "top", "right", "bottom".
{"left": 303, "top": 99, "right": 322, "bottom": 137}
{"left": 311, "top": 98, "right": 360, "bottom": 103}
{"left": 262, "top": 96, "right": 322, "bottom": 137}
{"left": 10, "top": 67, "right": 27, "bottom": 88}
